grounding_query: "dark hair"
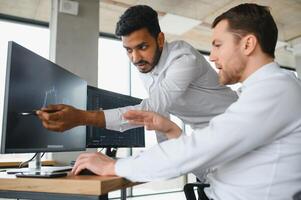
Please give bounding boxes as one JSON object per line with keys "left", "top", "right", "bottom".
{"left": 212, "top": 3, "right": 278, "bottom": 58}
{"left": 115, "top": 5, "right": 161, "bottom": 38}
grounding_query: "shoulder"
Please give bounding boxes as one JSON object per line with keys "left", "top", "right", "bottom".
{"left": 244, "top": 69, "right": 301, "bottom": 104}
{"left": 270, "top": 69, "right": 301, "bottom": 98}
{"left": 160, "top": 41, "right": 213, "bottom": 76}
{"left": 254, "top": 69, "right": 299, "bottom": 90}
{"left": 165, "top": 40, "right": 206, "bottom": 63}
{"left": 168, "top": 40, "right": 198, "bottom": 54}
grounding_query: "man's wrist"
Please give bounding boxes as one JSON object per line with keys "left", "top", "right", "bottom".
{"left": 108, "top": 159, "right": 117, "bottom": 176}
{"left": 166, "top": 126, "right": 182, "bottom": 139}
{"left": 80, "top": 110, "right": 105, "bottom": 128}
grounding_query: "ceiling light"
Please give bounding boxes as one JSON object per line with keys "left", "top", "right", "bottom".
{"left": 159, "top": 13, "right": 201, "bottom": 35}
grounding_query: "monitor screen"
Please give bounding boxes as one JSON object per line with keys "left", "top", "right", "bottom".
{"left": 86, "top": 85, "right": 145, "bottom": 148}
{"left": 1, "top": 41, "right": 87, "bottom": 153}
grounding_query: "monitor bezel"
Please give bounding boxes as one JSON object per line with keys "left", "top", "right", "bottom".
{"left": 86, "top": 85, "right": 145, "bottom": 148}
{"left": 1, "top": 41, "right": 87, "bottom": 154}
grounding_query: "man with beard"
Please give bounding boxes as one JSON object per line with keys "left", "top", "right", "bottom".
{"left": 37, "top": 5, "right": 237, "bottom": 179}
{"left": 70, "top": 3, "right": 301, "bottom": 200}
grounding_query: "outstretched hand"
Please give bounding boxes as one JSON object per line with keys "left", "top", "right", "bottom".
{"left": 36, "top": 104, "right": 85, "bottom": 132}
{"left": 123, "top": 110, "right": 182, "bottom": 139}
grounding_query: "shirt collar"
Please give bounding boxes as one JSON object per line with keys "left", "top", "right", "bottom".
{"left": 241, "top": 62, "right": 279, "bottom": 90}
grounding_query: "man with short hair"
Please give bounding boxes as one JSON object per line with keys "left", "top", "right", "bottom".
{"left": 37, "top": 5, "right": 236, "bottom": 140}
{"left": 71, "top": 4, "right": 301, "bottom": 199}
{"left": 38, "top": 4, "right": 236, "bottom": 181}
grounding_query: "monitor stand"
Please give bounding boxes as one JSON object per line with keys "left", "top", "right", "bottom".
{"left": 105, "top": 147, "right": 117, "bottom": 158}
{"left": 6, "top": 152, "right": 72, "bottom": 174}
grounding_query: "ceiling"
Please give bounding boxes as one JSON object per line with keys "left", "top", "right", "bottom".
{"left": 0, "top": 0, "right": 300, "bottom": 64}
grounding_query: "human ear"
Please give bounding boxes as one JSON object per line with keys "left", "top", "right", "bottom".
{"left": 242, "top": 34, "right": 257, "bottom": 56}
{"left": 157, "top": 32, "right": 165, "bottom": 49}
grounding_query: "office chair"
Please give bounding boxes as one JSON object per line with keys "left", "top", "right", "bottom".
{"left": 293, "top": 190, "right": 301, "bottom": 200}
{"left": 183, "top": 181, "right": 210, "bottom": 200}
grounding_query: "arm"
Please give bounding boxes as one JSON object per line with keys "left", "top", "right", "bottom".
{"left": 70, "top": 110, "right": 180, "bottom": 176}
{"left": 36, "top": 104, "right": 106, "bottom": 132}
{"left": 123, "top": 110, "right": 182, "bottom": 139}
{"left": 104, "top": 54, "right": 204, "bottom": 132}
{"left": 37, "top": 55, "right": 204, "bottom": 132}
{"left": 114, "top": 83, "right": 296, "bottom": 182}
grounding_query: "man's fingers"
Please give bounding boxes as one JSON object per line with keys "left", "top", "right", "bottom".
{"left": 127, "top": 120, "right": 146, "bottom": 126}
{"left": 72, "top": 158, "right": 89, "bottom": 175}
{"left": 124, "top": 110, "right": 156, "bottom": 127}
{"left": 42, "top": 121, "right": 64, "bottom": 132}
{"left": 38, "top": 109, "right": 63, "bottom": 122}
{"left": 72, "top": 153, "right": 97, "bottom": 175}
{"left": 40, "top": 104, "right": 66, "bottom": 113}
{"left": 71, "top": 154, "right": 85, "bottom": 174}
{"left": 124, "top": 110, "right": 147, "bottom": 118}
{"left": 46, "top": 113, "right": 61, "bottom": 121}
{"left": 124, "top": 110, "right": 154, "bottom": 122}
{"left": 40, "top": 105, "right": 57, "bottom": 111}
{"left": 123, "top": 110, "right": 140, "bottom": 119}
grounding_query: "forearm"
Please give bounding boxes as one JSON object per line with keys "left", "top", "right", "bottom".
{"left": 81, "top": 110, "right": 106, "bottom": 128}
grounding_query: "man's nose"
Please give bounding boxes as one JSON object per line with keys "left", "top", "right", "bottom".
{"left": 131, "top": 50, "right": 142, "bottom": 63}
{"left": 209, "top": 50, "right": 216, "bottom": 62}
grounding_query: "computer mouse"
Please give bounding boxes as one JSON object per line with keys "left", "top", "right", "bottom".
{"left": 78, "top": 168, "right": 97, "bottom": 176}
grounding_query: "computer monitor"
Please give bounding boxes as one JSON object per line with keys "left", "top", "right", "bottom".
{"left": 1, "top": 41, "right": 87, "bottom": 172}
{"left": 86, "top": 85, "right": 145, "bottom": 150}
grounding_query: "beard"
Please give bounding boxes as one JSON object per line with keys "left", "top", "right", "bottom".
{"left": 151, "top": 45, "right": 162, "bottom": 69}
{"left": 134, "top": 44, "right": 162, "bottom": 74}
{"left": 218, "top": 65, "right": 244, "bottom": 85}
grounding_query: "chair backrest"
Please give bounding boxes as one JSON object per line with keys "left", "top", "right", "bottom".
{"left": 293, "top": 190, "right": 301, "bottom": 200}
{"left": 183, "top": 182, "right": 210, "bottom": 200}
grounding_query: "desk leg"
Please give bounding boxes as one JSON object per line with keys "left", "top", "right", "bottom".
{"left": 121, "top": 188, "right": 127, "bottom": 200}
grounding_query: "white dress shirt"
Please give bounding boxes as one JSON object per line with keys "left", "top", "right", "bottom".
{"left": 115, "top": 62, "right": 301, "bottom": 200}
{"left": 104, "top": 40, "right": 237, "bottom": 138}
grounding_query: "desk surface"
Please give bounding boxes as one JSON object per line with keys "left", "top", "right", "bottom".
{"left": 0, "top": 172, "right": 137, "bottom": 196}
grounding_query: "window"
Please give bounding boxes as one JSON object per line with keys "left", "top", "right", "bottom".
{"left": 98, "top": 38, "right": 130, "bottom": 95}
{"left": 0, "top": 19, "right": 50, "bottom": 161}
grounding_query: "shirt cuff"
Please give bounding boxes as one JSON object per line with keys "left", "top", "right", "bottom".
{"left": 115, "top": 158, "right": 134, "bottom": 180}
{"left": 103, "top": 109, "right": 122, "bottom": 131}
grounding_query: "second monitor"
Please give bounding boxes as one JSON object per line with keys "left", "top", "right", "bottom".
{"left": 86, "top": 86, "right": 145, "bottom": 148}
